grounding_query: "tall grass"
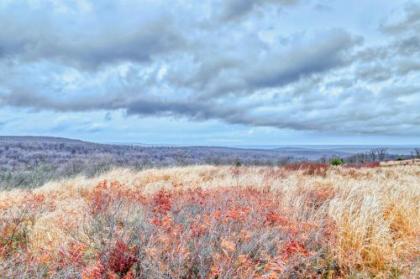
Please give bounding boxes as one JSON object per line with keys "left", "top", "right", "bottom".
{"left": 0, "top": 162, "right": 419, "bottom": 278}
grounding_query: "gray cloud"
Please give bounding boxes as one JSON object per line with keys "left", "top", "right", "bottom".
{"left": 0, "top": 2, "right": 184, "bottom": 69}
{"left": 381, "top": 2, "right": 420, "bottom": 34}
{"left": 0, "top": 0, "right": 419, "bottom": 136}
{"left": 169, "top": 29, "right": 359, "bottom": 98}
{"left": 220, "top": 0, "right": 297, "bottom": 21}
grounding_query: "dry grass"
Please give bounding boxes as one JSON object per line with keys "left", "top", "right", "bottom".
{"left": 0, "top": 162, "right": 419, "bottom": 278}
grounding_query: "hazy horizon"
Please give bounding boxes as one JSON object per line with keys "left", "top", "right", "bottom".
{"left": 1, "top": 135, "right": 419, "bottom": 154}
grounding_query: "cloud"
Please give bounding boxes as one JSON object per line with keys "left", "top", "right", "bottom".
{"left": 220, "top": 0, "right": 298, "bottom": 21}
{"left": 0, "top": 1, "right": 184, "bottom": 69}
{"left": 0, "top": 0, "right": 419, "bottom": 137}
{"left": 381, "top": 2, "right": 420, "bottom": 35}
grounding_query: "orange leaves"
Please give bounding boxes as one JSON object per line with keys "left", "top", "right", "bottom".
{"left": 213, "top": 209, "right": 222, "bottom": 220}
{"left": 82, "top": 261, "right": 104, "bottom": 279}
{"left": 82, "top": 240, "right": 138, "bottom": 278}
{"left": 152, "top": 189, "right": 172, "bottom": 215}
{"left": 265, "top": 211, "right": 289, "bottom": 226}
{"left": 190, "top": 222, "right": 207, "bottom": 237}
{"left": 87, "top": 180, "right": 146, "bottom": 216}
{"left": 226, "top": 207, "right": 249, "bottom": 222}
{"left": 58, "top": 242, "right": 88, "bottom": 268}
{"left": 89, "top": 181, "right": 112, "bottom": 215}
{"left": 0, "top": 179, "right": 338, "bottom": 278}
{"left": 282, "top": 240, "right": 309, "bottom": 259}
{"left": 151, "top": 215, "right": 173, "bottom": 232}
{"left": 306, "top": 188, "right": 335, "bottom": 209}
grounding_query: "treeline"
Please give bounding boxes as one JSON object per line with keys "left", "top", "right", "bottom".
{"left": 1, "top": 137, "right": 418, "bottom": 189}
{"left": 322, "top": 148, "right": 420, "bottom": 166}
{"left": 0, "top": 138, "right": 291, "bottom": 189}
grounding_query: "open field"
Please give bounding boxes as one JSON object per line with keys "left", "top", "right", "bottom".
{"left": 1, "top": 136, "right": 418, "bottom": 190}
{"left": 0, "top": 161, "right": 419, "bottom": 278}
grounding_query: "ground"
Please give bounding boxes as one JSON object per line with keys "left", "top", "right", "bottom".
{"left": 0, "top": 161, "right": 419, "bottom": 278}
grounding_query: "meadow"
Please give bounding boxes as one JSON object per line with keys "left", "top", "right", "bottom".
{"left": 0, "top": 161, "right": 419, "bottom": 278}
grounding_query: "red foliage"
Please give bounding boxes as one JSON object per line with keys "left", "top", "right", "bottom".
{"left": 88, "top": 181, "right": 146, "bottom": 216}
{"left": 152, "top": 189, "right": 172, "bottom": 214}
{"left": 225, "top": 207, "right": 249, "bottom": 222}
{"left": 190, "top": 222, "right": 207, "bottom": 237}
{"left": 304, "top": 186, "right": 335, "bottom": 208}
{"left": 282, "top": 240, "right": 309, "bottom": 259}
{"left": 265, "top": 211, "right": 289, "bottom": 226}
{"left": 2, "top": 181, "right": 339, "bottom": 277}
{"left": 106, "top": 240, "right": 138, "bottom": 276}
{"left": 82, "top": 261, "right": 104, "bottom": 279}
{"left": 58, "top": 242, "right": 87, "bottom": 268}
{"left": 89, "top": 181, "right": 112, "bottom": 215}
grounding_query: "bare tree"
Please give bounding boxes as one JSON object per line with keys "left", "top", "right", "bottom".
{"left": 369, "top": 150, "right": 377, "bottom": 162}
{"left": 415, "top": 148, "right": 420, "bottom": 159}
{"left": 376, "top": 148, "right": 387, "bottom": 161}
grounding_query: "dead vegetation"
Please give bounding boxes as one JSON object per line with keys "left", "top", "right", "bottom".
{"left": 0, "top": 162, "right": 419, "bottom": 278}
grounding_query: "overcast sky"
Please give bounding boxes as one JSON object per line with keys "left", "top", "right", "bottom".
{"left": 0, "top": 0, "right": 419, "bottom": 145}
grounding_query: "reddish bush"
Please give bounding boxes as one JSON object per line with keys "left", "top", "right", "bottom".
{"left": 89, "top": 181, "right": 113, "bottom": 216}
{"left": 152, "top": 189, "right": 172, "bottom": 215}
{"left": 304, "top": 185, "right": 335, "bottom": 209}
{"left": 225, "top": 207, "right": 249, "bottom": 222}
{"left": 106, "top": 240, "right": 138, "bottom": 276}
{"left": 82, "top": 261, "right": 105, "bottom": 279}
{"left": 265, "top": 211, "right": 289, "bottom": 226}
{"left": 88, "top": 181, "right": 146, "bottom": 216}
{"left": 283, "top": 240, "right": 309, "bottom": 259}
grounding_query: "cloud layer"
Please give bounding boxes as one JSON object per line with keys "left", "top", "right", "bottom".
{"left": 0, "top": 0, "right": 419, "bottom": 139}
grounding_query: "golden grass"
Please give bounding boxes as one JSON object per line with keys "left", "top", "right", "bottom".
{"left": 1, "top": 162, "right": 419, "bottom": 278}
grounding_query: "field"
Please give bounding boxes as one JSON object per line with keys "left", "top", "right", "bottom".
{"left": 0, "top": 161, "right": 419, "bottom": 278}
{"left": 3, "top": 136, "right": 415, "bottom": 190}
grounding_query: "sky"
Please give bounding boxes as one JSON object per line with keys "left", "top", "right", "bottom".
{"left": 0, "top": 0, "right": 419, "bottom": 146}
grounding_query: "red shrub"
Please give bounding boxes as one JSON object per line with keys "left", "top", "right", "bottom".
{"left": 190, "top": 222, "right": 207, "bottom": 237}
{"left": 82, "top": 261, "right": 105, "bottom": 279}
{"left": 304, "top": 185, "right": 335, "bottom": 208}
{"left": 106, "top": 240, "right": 138, "bottom": 276}
{"left": 265, "top": 211, "right": 289, "bottom": 226}
{"left": 152, "top": 189, "right": 172, "bottom": 215}
{"left": 282, "top": 240, "right": 309, "bottom": 259}
{"left": 88, "top": 181, "right": 146, "bottom": 216}
{"left": 89, "top": 182, "right": 112, "bottom": 216}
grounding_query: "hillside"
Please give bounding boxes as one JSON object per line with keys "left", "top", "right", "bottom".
{"left": 1, "top": 136, "right": 417, "bottom": 189}
{"left": 0, "top": 136, "right": 293, "bottom": 189}
{"left": 0, "top": 162, "right": 419, "bottom": 278}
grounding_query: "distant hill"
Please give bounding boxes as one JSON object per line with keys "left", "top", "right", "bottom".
{"left": 0, "top": 136, "right": 88, "bottom": 144}
{"left": 0, "top": 136, "right": 417, "bottom": 189}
